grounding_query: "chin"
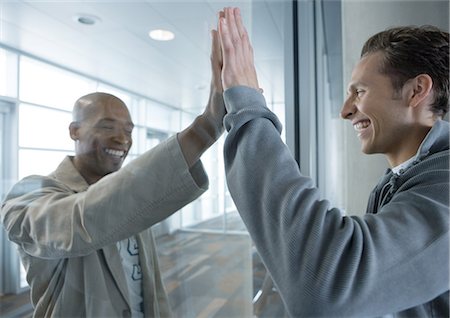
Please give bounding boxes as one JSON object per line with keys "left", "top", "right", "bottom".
{"left": 361, "top": 145, "right": 375, "bottom": 155}
{"left": 110, "top": 165, "right": 123, "bottom": 173}
{"left": 103, "top": 166, "right": 122, "bottom": 176}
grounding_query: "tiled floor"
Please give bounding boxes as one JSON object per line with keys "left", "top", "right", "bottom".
{"left": 157, "top": 231, "right": 254, "bottom": 317}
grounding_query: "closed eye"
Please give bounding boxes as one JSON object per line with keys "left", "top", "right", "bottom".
{"left": 97, "top": 125, "right": 114, "bottom": 130}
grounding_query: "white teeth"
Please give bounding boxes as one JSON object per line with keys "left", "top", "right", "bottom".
{"left": 353, "top": 120, "right": 370, "bottom": 131}
{"left": 105, "top": 148, "right": 125, "bottom": 157}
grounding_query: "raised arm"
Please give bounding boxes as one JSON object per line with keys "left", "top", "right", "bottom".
{"left": 177, "top": 26, "right": 226, "bottom": 167}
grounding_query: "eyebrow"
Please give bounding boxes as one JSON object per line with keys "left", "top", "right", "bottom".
{"left": 97, "top": 118, "right": 135, "bottom": 128}
{"left": 347, "top": 81, "right": 368, "bottom": 92}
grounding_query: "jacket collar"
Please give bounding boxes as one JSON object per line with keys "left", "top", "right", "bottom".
{"left": 50, "top": 156, "right": 89, "bottom": 193}
{"left": 381, "top": 120, "right": 448, "bottom": 178}
{"left": 415, "top": 119, "right": 449, "bottom": 160}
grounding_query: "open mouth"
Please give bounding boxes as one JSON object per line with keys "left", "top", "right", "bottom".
{"left": 104, "top": 148, "right": 126, "bottom": 158}
{"left": 353, "top": 119, "right": 371, "bottom": 137}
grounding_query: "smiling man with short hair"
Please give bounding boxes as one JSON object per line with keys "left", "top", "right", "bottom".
{"left": 217, "top": 7, "right": 449, "bottom": 317}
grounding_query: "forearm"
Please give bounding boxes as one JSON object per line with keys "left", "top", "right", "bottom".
{"left": 178, "top": 90, "right": 224, "bottom": 168}
{"left": 2, "top": 136, "right": 208, "bottom": 258}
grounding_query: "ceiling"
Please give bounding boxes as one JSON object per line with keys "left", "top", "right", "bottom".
{"left": 0, "top": 0, "right": 286, "bottom": 114}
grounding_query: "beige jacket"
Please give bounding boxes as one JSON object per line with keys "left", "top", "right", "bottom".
{"left": 1, "top": 136, "right": 208, "bottom": 317}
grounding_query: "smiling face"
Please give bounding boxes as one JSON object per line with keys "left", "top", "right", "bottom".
{"left": 70, "top": 93, "right": 134, "bottom": 184}
{"left": 340, "top": 52, "right": 420, "bottom": 166}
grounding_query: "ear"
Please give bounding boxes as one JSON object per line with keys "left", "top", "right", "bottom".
{"left": 408, "top": 74, "right": 433, "bottom": 108}
{"left": 69, "top": 121, "right": 80, "bottom": 141}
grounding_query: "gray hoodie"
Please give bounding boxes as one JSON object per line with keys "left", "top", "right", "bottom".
{"left": 223, "top": 86, "right": 449, "bottom": 317}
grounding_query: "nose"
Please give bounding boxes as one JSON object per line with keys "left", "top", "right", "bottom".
{"left": 113, "top": 128, "right": 132, "bottom": 145}
{"left": 340, "top": 96, "right": 357, "bottom": 120}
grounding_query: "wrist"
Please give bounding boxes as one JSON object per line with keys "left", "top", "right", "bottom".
{"left": 177, "top": 114, "right": 221, "bottom": 168}
{"left": 204, "top": 89, "right": 225, "bottom": 138}
{"left": 197, "top": 111, "right": 223, "bottom": 144}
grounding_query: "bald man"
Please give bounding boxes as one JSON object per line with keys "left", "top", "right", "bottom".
{"left": 1, "top": 31, "right": 226, "bottom": 317}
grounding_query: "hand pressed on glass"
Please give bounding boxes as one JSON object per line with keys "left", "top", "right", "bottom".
{"left": 217, "top": 7, "right": 260, "bottom": 92}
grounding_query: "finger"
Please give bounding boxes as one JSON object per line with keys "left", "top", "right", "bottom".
{"left": 218, "top": 10, "right": 225, "bottom": 23}
{"left": 233, "top": 7, "right": 253, "bottom": 65}
{"left": 218, "top": 12, "right": 233, "bottom": 56}
{"left": 218, "top": 11, "right": 239, "bottom": 89}
{"left": 210, "top": 29, "right": 224, "bottom": 91}
{"left": 216, "top": 10, "right": 225, "bottom": 33}
{"left": 234, "top": 7, "right": 247, "bottom": 39}
{"left": 210, "top": 29, "right": 222, "bottom": 65}
{"left": 227, "top": 7, "right": 250, "bottom": 73}
{"left": 224, "top": 7, "right": 241, "bottom": 48}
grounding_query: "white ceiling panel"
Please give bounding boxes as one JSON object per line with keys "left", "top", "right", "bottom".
{"left": 1, "top": 0, "right": 286, "bottom": 114}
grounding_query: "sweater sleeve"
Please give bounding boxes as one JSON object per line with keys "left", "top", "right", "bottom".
{"left": 223, "top": 86, "right": 449, "bottom": 317}
{"left": 1, "top": 136, "right": 208, "bottom": 259}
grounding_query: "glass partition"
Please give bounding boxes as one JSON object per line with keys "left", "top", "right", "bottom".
{"left": 0, "top": 1, "right": 289, "bottom": 316}
{"left": 19, "top": 57, "right": 97, "bottom": 111}
{"left": 0, "top": 49, "right": 18, "bottom": 98}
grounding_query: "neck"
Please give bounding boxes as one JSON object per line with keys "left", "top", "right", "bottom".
{"left": 71, "top": 157, "right": 101, "bottom": 185}
{"left": 386, "top": 124, "right": 433, "bottom": 167}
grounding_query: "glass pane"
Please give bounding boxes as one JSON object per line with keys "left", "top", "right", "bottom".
{"left": 123, "top": 154, "right": 138, "bottom": 167}
{"left": 19, "top": 149, "right": 73, "bottom": 180}
{"left": 19, "top": 57, "right": 97, "bottom": 111}
{"left": 180, "top": 111, "right": 195, "bottom": 131}
{"left": 0, "top": 48, "right": 18, "bottom": 98}
{"left": 146, "top": 101, "right": 179, "bottom": 132}
{"left": 20, "top": 263, "right": 27, "bottom": 288}
{"left": 129, "top": 99, "right": 147, "bottom": 126}
{"left": 146, "top": 129, "right": 169, "bottom": 149}
{"left": 132, "top": 126, "right": 148, "bottom": 155}
{"left": 19, "top": 104, "right": 73, "bottom": 150}
{"left": 96, "top": 83, "right": 132, "bottom": 107}
{"left": 2, "top": 2, "right": 289, "bottom": 316}
{"left": 157, "top": 232, "right": 252, "bottom": 317}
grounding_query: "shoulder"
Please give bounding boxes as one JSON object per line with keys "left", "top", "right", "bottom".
{"left": 3, "top": 175, "right": 72, "bottom": 203}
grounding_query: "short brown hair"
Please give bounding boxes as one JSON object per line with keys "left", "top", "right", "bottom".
{"left": 361, "top": 26, "right": 449, "bottom": 117}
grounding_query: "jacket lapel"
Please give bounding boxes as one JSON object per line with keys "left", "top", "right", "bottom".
{"left": 51, "top": 156, "right": 131, "bottom": 305}
{"left": 136, "top": 232, "right": 156, "bottom": 316}
{"left": 102, "top": 244, "right": 131, "bottom": 304}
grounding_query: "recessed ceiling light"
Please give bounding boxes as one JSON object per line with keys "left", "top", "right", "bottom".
{"left": 73, "top": 14, "right": 101, "bottom": 26}
{"left": 149, "top": 29, "right": 175, "bottom": 41}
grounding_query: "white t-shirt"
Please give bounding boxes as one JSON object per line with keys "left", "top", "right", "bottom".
{"left": 117, "top": 236, "right": 144, "bottom": 318}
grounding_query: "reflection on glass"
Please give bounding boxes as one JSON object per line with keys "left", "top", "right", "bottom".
{"left": 0, "top": 49, "right": 18, "bottom": 98}
{"left": 19, "top": 57, "right": 97, "bottom": 110}
{"left": 19, "top": 149, "right": 73, "bottom": 180}
{"left": 146, "top": 101, "right": 179, "bottom": 132}
{"left": 157, "top": 231, "right": 252, "bottom": 317}
{"left": 1, "top": 1, "right": 286, "bottom": 316}
{"left": 19, "top": 104, "right": 73, "bottom": 150}
{"left": 96, "top": 83, "right": 132, "bottom": 107}
{"left": 20, "top": 262, "right": 27, "bottom": 289}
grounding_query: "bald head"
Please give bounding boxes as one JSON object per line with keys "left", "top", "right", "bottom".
{"left": 73, "top": 92, "right": 129, "bottom": 123}
{"left": 69, "top": 92, "right": 134, "bottom": 184}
